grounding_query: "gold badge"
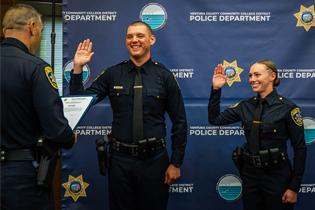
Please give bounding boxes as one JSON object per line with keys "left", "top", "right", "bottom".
{"left": 44, "top": 66, "right": 58, "bottom": 89}
{"left": 294, "top": 5, "right": 315, "bottom": 32}
{"left": 222, "top": 60, "right": 244, "bottom": 87}
{"left": 291, "top": 107, "right": 303, "bottom": 127}
{"left": 62, "top": 175, "right": 90, "bottom": 202}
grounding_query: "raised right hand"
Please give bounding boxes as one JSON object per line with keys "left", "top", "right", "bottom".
{"left": 212, "top": 64, "right": 227, "bottom": 90}
{"left": 73, "top": 39, "right": 94, "bottom": 74}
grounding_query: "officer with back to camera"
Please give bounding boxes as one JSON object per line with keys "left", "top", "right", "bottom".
{"left": 1, "top": 4, "right": 76, "bottom": 210}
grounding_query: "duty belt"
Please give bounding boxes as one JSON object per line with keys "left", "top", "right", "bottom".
{"left": 110, "top": 137, "right": 166, "bottom": 158}
{"left": 243, "top": 148, "right": 287, "bottom": 168}
{"left": 1, "top": 148, "right": 34, "bottom": 162}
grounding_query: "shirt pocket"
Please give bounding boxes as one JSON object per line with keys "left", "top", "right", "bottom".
{"left": 144, "top": 88, "right": 167, "bottom": 112}
{"left": 146, "top": 88, "right": 167, "bottom": 99}
{"left": 109, "top": 88, "right": 130, "bottom": 97}
{"left": 109, "top": 88, "right": 131, "bottom": 111}
{"left": 261, "top": 122, "right": 287, "bottom": 140}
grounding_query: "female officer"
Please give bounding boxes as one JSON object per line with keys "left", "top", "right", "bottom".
{"left": 208, "top": 60, "right": 306, "bottom": 210}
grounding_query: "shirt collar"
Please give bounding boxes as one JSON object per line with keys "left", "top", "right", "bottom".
{"left": 254, "top": 89, "right": 278, "bottom": 105}
{"left": 1, "top": 37, "right": 29, "bottom": 54}
{"left": 127, "top": 59, "right": 153, "bottom": 74}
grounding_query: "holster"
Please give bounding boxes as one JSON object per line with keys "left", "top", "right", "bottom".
{"left": 95, "top": 135, "right": 110, "bottom": 176}
{"left": 36, "top": 137, "right": 59, "bottom": 188}
{"left": 232, "top": 146, "right": 244, "bottom": 172}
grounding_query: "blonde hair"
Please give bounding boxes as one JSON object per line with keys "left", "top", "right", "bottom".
{"left": 2, "top": 4, "right": 41, "bottom": 32}
{"left": 256, "top": 59, "right": 280, "bottom": 87}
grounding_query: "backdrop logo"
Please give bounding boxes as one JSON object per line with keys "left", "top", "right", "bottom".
{"left": 294, "top": 5, "right": 315, "bottom": 32}
{"left": 62, "top": 175, "right": 90, "bottom": 202}
{"left": 303, "top": 117, "right": 315, "bottom": 145}
{"left": 140, "top": 3, "right": 167, "bottom": 31}
{"left": 216, "top": 174, "right": 242, "bottom": 201}
{"left": 64, "top": 60, "right": 90, "bottom": 84}
{"left": 222, "top": 60, "right": 243, "bottom": 87}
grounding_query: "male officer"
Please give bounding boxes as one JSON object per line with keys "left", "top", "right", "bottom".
{"left": 1, "top": 4, "right": 76, "bottom": 210}
{"left": 69, "top": 21, "right": 187, "bottom": 210}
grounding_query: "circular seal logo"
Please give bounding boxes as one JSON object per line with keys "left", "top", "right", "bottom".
{"left": 303, "top": 117, "right": 315, "bottom": 145}
{"left": 70, "top": 181, "right": 82, "bottom": 194}
{"left": 140, "top": 3, "right": 167, "bottom": 31}
{"left": 301, "top": 11, "right": 313, "bottom": 24}
{"left": 225, "top": 67, "right": 236, "bottom": 79}
{"left": 63, "top": 60, "right": 90, "bottom": 84}
{"left": 216, "top": 174, "right": 242, "bottom": 201}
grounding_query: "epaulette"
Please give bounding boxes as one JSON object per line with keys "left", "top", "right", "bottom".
{"left": 248, "top": 96, "right": 257, "bottom": 104}
{"left": 110, "top": 60, "right": 128, "bottom": 68}
{"left": 277, "top": 95, "right": 295, "bottom": 107}
{"left": 118, "top": 60, "right": 128, "bottom": 65}
{"left": 153, "top": 61, "right": 167, "bottom": 69}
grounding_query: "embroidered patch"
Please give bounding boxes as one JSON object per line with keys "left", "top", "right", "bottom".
{"left": 44, "top": 66, "right": 58, "bottom": 89}
{"left": 229, "top": 102, "right": 240, "bottom": 109}
{"left": 291, "top": 107, "right": 303, "bottom": 127}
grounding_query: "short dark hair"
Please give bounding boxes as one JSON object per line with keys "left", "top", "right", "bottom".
{"left": 256, "top": 59, "right": 280, "bottom": 87}
{"left": 127, "top": 20, "right": 153, "bottom": 34}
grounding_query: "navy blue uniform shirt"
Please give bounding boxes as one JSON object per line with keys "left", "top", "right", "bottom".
{"left": 70, "top": 59, "right": 187, "bottom": 166}
{"left": 1, "top": 38, "right": 74, "bottom": 149}
{"left": 208, "top": 88, "right": 307, "bottom": 192}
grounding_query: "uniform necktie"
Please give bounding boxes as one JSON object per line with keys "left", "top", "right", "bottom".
{"left": 249, "top": 98, "right": 265, "bottom": 154}
{"left": 132, "top": 68, "right": 144, "bottom": 142}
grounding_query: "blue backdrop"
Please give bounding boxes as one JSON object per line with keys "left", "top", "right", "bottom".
{"left": 61, "top": 0, "right": 315, "bottom": 209}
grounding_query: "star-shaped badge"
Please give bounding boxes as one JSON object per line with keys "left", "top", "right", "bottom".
{"left": 294, "top": 5, "right": 315, "bottom": 32}
{"left": 222, "top": 60, "right": 243, "bottom": 87}
{"left": 62, "top": 175, "right": 90, "bottom": 202}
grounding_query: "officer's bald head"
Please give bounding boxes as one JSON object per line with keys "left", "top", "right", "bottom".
{"left": 2, "top": 4, "right": 42, "bottom": 34}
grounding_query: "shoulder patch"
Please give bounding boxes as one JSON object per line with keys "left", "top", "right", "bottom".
{"left": 291, "top": 107, "right": 303, "bottom": 127}
{"left": 229, "top": 102, "right": 240, "bottom": 109}
{"left": 44, "top": 66, "right": 58, "bottom": 89}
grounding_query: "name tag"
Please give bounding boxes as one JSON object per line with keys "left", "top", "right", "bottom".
{"left": 113, "top": 86, "right": 123, "bottom": 90}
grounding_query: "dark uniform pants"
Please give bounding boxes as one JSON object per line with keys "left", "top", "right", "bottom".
{"left": 108, "top": 149, "right": 169, "bottom": 210}
{"left": 241, "top": 160, "right": 295, "bottom": 210}
{"left": 1, "top": 161, "right": 53, "bottom": 210}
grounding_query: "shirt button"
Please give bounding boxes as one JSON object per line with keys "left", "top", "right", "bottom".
{"left": 117, "top": 93, "right": 119, "bottom": 96}
{"left": 273, "top": 129, "right": 277, "bottom": 133}
{"left": 157, "top": 96, "right": 160, "bottom": 99}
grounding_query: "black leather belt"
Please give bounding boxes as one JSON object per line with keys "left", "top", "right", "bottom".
{"left": 110, "top": 137, "right": 166, "bottom": 158}
{"left": 1, "top": 148, "right": 34, "bottom": 162}
{"left": 243, "top": 148, "right": 287, "bottom": 168}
